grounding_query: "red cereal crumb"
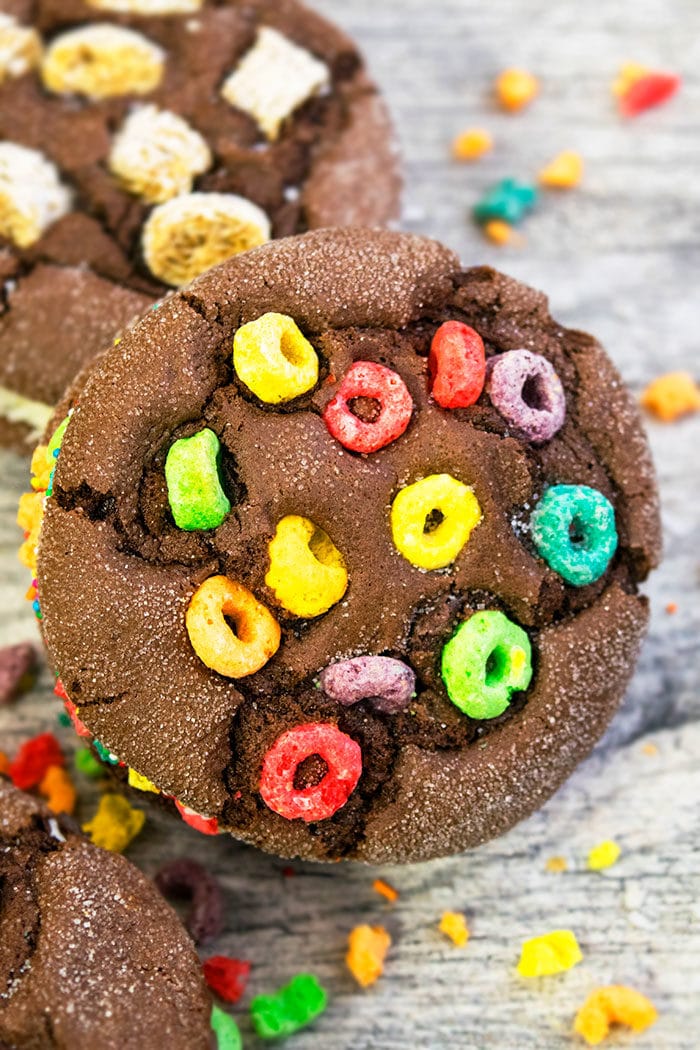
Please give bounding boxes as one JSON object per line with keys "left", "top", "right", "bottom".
{"left": 373, "top": 878, "right": 399, "bottom": 903}
{"left": 619, "top": 71, "right": 680, "bottom": 117}
{"left": 9, "top": 733, "right": 65, "bottom": 790}
{"left": 203, "top": 956, "right": 251, "bottom": 1004}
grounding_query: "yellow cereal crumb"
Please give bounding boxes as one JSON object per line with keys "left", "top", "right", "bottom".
{"left": 496, "top": 68, "right": 539, "bottom": 111}
{"left": 439, "top": 911, "right": 470, "bottom": 947}
{"left": 545, "top": 855, "right": 568, "bottom": 873}
{"left": 82, "top": 793, "right": 145, "bottom": 853}
{"left": 517, "top": 929, "right": 582, "bottom": 977}
{"left": 127, "top": 767, "right": 160, "bottom": 794}
{"left": 642, "top": 742, "right": 658, "bottom": 756}
{"left": 346, "top": 925, "right": 391, "bottom": 987}
{"left": 452, "top": 127, "right": 493, "bottom": 161}
{"left": 574, "top": 985, "right": 658, "bottom": 1046}
{"left": 373, "top": 878, "right": 399, "bottom": 903}
{"left": 612, "top": 63, "right": 649, "bottom": 98}
{"left": 539, "top": 150, "right": 584, "bottom": 188}
{"left": 483, "top": 220, "right": 521, "bottom": 245}
{"left": 641, "top": 372, "right": 700, "bottom": 422}
{"left": 588, "top": 840, "right": 621, "bottom": 871}
{"left": 38, "top": 765, "right": 77, "bottom": 815}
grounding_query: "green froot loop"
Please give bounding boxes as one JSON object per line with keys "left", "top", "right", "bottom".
{"left": 441, "top": 610, "right": 533, "bottom": 720}
{"left": 530, "top": 484, "right": 618, "bottom": 586}
{"left": 165, "top": 427, "right": 231, "bottom": 531}
{"left": 210, "top": 1005, "right": 242, "bottom": 1050}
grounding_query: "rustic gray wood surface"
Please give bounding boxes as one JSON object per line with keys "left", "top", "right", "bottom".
{"left": 1, "top": 1, "right": 699, "bottom": 1047}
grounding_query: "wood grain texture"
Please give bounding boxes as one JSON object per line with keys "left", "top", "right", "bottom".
{"left": 1, "top": 0, "right": 699, "bottom": 1046}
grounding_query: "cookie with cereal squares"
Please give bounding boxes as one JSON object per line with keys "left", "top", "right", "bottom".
{"left": 32, "top": 228, "right": 660, "bottom": 863}
{"left": 0, "top": 0, "right": 401, "bottom": 450}
{"left": 0, "top": 777, "right": 215, "bottom": 1048}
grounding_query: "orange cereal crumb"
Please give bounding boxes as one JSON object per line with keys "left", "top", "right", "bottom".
{"left": 665, "top": 602, "right": 678, "bottom": 615}
{"left": 545, "top": 855, "right": 568, "bottom": 873}
{"left": 0, "top": 751, "right": 10, "bottom": 775}
{"left": 496, "top": 68, "right": 538, "bottom": 111}
{"left": 439, "top": 911, "right": 470, "bottom": 947}
{"left": 452, "top": 127, "right": 493, "bottom": 161}
{"left": 641, "top": 372, "right": 700, "bottom": 422}
{"left": 539, "top": 150, "right": 584, "bottom": 188}
{"left": 346, "top": 924, "right": 391, "bottom": 987}
{"left": 484, "top": 219, "right": 518, "bottom": 245}
{"left": 642, "top": 742, "right": 658, "bottom": 757}
{"left": 373, "top": 878, "right": 399, "bottom": 903}
{"left": 38, "top": 764, "right": 77, "bottom": 815}
{"left": 612, "top": 63, "right": 649, "bottom": 98}
{"left": 574, "top": 985, "right": 658, "bottom": 1046}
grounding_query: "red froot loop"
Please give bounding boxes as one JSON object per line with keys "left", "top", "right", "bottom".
{"left": 323, "top": 361, "right": 413, "bottom": 453}
{"left": 260, "top": 722, "right": 362, "bottom": 822}
{"left": 429, "top": 321, "right": 486, "bottom": 409}
{"left": 175, "top": 799, "right": 220, "bottom": 836}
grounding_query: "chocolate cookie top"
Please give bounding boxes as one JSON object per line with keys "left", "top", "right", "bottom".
{"left": 0, "top": 0, "right": 400, "bottom": 448}
{"left": 0, "top": 777, "right": 213, "bottom": 1049}
{"left": 35, "top": 228, "right": 661, "bottom": 864}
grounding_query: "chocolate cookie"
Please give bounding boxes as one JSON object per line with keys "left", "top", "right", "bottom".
{"left": 0, "top": 777, "right": 213, "bottom": 1048}
{"left": 0, "top": 1, "right": 400, "bottom": 449}
{"left": 32, "top": 228, "right": 661, "bottom": 864}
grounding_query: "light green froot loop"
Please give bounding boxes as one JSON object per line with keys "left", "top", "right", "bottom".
{"left": 441, "top": 610, "right": 533, "bottom": 720}
{"left": 165, "top": 427, "right": 230, "bottom": 531}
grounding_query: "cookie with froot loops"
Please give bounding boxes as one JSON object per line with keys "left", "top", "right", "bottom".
{"left": 31, "top": 228, "right": 660, "bottom": 864}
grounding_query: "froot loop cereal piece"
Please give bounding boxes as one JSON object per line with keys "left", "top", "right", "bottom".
{"left": 109, "top": 105, "right": 212, "bottom": 204}
{"left": 429, "top": 321, "right": 486, "bottom": 409}
{"left": 441, "top": 610, "right": 532, "bottom": 720}
{"left": 573, "top": 986, "right": 658, "bottom": 1046}
{"left": 87, "top": 0, "right": 203, "bottom": 12}
{"left": 74, "top": 746, "right": 104, "bottom": 779}
{"left": 8, "top": 732, "right": 65, "bottom": 790}
{"left": 346, "top": 925, "right": 391, "bottom": 987}
{"left": 186, "top": 575, "right": 281, "bottom": 678}
{"left": 17, "top": 491, "right": 43, "bottom": 574}
{"left": 82, "top": 792, "right": 146, "bottom": 853}
{"left": 165, "top": 428, "right": 231, "bottom": 531}
{"left": 233, "top": 312, "right": 319, "bottom": 405}
{"left": 203, "top": 956, "right": 251, "bottom": 1004}
{"left": 155, "top": 857, "right": 225, "bottom": 944}
{"left": 486, "top": 349, "right": 566, "bottom": 443}
{"left": 319, "top": 655, "right": 416, "bottom": 714}
{"left": 38, "top": 764, "right": 77, "bottom": 815}
{"left": 587, "top": 839, "right": 621, "bottom": 871}
{"left": 250, "top": 973, "right": 328, "bottom": 1039}
{"left": 391, "top": 473, "right": 482, "bottom": 571}
{"left": 323, "top": 361, "right": 413, "bottom": 454}
{"left": 0, "top": 14, "right": 42, "bottom": 84}
{"left": 0, "top": 751, "right": 9, "bottom": 775}
{"left": 530, "top": 484, "right": 618, "bottom": 587}
{"left": 0, "top": 142, "right": 72, "bottom": 248}
{"left": 495, "top": 68, "right": 539, "bottom": 111}
{"left": 260, "top": 723, "right": 362, "bottom": 822}
{"left": 93, "top": 737, "right": 121, "bottom": 766}
{"left": 127, "top": 766, "right": 160, "bottom": 794}
{"left": 539, "top": 150, "right": 584, "bottom": 189}
{"left": 439, "top": 911, "right": 470, "bottom": 947}
{"left": 517, "top": 929, "right": 582, "bottom": 978}
{"left": 63, "top": 701, "right": 92, "bottom": 741}
{"left": 210, "top": 1006, "right": 242, "bottom": 1050}
{"left": 143, "top": 192, "right": 270, "bottom": 287}
{"left": 42, "top": 24, "right": 165, "bottom": 100}
{"left": 174, "top": 799, "right": 220, "bottom": 835}
{"left": 452, "top": 127, "right": 493, "bottom": 161}
{"left": 221, "top": 27, "right": 330, "bottom": 141}
{"left": 641, "top": 371, "right": 700, "bottom": 422}
{"left": 618, "top": 70, "right": 680, "bottom": 117}
{"left": 265, "top": 515, "right": 347, "bottom": 618}
{"left": 473, "top": 178, "right": 538, "bottom": 226}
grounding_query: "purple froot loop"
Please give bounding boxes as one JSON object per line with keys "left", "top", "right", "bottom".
{"left": 319, "top": 655, "right": 416, "bottom": 714}
{"left": 486, "top": 349, "right": 566, "bottom": 443}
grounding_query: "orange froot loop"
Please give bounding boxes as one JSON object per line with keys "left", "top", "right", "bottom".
{"left": 186, "top": 576, "right": 281, "bottom": 678}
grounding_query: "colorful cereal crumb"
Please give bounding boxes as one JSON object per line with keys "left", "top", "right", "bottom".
{"left": 611, "top": 63, "right": 649, "bottom": 98}
{"left": 186, "top": 575, "right": 280, "bottom": 678}
{"left": 439, "top": 911, "right": 470, "bottom": 947}
{"left": 642, "top": 742, "right": 658, "bottom": 757}
{"left": 319, "top": 655, "right": 415, "bottom": 714}
{"left": 127, "top": 766, "right": 160, "bottom": 794}
{"left": 0, "top": 751, "right": 9, "bottom": 775}
{"left": 452, "top": 127, "right": 493, "bottom": 161}
{"left": 74, "top": 746, "right": 105, "bottom": 779}
{"left": 346, "top": 924, "right": 391, "bottom": 987}
{"left": 38, "top": 764, "right": 76, "bottom": 815}
{"left": 587, "top": 840, "right": 621, "bottom": 871}
{"left": 92, "top": 737, "right": 120, "bottom": 765}
{"left": 251, "top": 974, "right": 328, "bottom": 1039}
{"left": 545, "top": 855, "right": 568, "bottom": 873}
{"left": 82, "top": 793, "right": 145, "bottom": 853}
{"left": 174, "top": 799, "right": 220, "bottom": 835}
{"left": 203, "top": 956, "right": 251, "bottom": 1004}
{"left": 539, "top": 150, "right": 584, "bottom": 188}
{"left": 0, "top": 642, "right": 37, "bottom": 704}
{"left": 8, "top": 732, "right": 65, "bottom": 790}
{"left": 429, "top": 321, "right": 486, "bottom": 409}
{"left": 210, "top": 1005, "right": 242, "bottom": 1050}
{"left": 373, "top": 878, "right": 399, "bottom": 903}
{"left": 573, "top": 986, "right": 658, "bottom": 1046}
{"left": 640, "top": 372, "right": 700, "bottom": 421}
{"left": 473, "top": 178, "right": 538, "bottom": 226}
{"left": 665, "top": 602, "right": 678, "bottom": 615}
{"left": 495, "top": 68, "right": 539, "bottom": 111}
{"left": 154, "top": 857, "right": 225, "bottom": 944}
{"left": 483, "top": 219, "right": 520, "bottom": 245}
{"left": 615, "top": 65, "right": 680, "bottom": 117}
{"left": 517, "top": 929, "right": 582, "bottom": 977}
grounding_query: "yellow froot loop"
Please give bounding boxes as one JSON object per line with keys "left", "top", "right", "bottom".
{"left": 391, "top": 473, "right": 481, "bottom": 570}
{"left": 233, "top": 313, "right": 319, "bottom": 404}
{"left": 265, "top": 515, "right": 348, "bottom": 618}
{"left": 186, "top": 576, "right": 281, "bottom": 678}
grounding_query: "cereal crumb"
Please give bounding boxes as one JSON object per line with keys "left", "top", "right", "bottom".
{"left": 346, "top": 924, "right": 391, "bottom": 987}
{"left": 496, "top": 68, "right": 539, "bottom": 111}
{"left": 641, "top": 372, "right": 700, "bottom": 421}
{"left": 573, "top": 985, "right": 657, "bottom": 1045}
{"left": 539, "top": 150, "right": 584, "bottom": 188}
{"left": 545, "top": 855, "right": 568, "bottom": 873}
{"left": 439, "top": 911, "right": 470, "bottom": 947}
{"left": 373, "top": 878, "right": 399, "bottom": 903}
{"left": 517, "top": 929, "right": 582, "bottom": 977}
{"left": 452, "top": 127, "right": 493, "bottom": 161}
{"left": 82, "top": 793, "right": 145, "bottom": 852}
{"left": 588, "top": 840, "right": 621, "bottom": 871}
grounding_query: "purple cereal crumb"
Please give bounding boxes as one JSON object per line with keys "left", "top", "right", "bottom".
{"left": 154, "top": 857, "right": 224, "bottom": 944}
{"left": 0, "top": 642, "right": 38, "bottom": 705}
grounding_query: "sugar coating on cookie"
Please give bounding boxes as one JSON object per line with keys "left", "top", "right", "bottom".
{"left": 142, "top": 191, "right": 270, "bottom": 286}
{"left": 42, "top": 23, "right": 165, "bottom": 99}
{"left": 87, "top": 0, "right": 203, "bottom": 12}
{"left": 109, "top": 105, "right": 212, "bottom": 204}
{"left": 0, "top": 142, "right": 72, "bottom": 248}
{"left": 0, "top": 14, "right": 42, "bottom": 83}
{"left": 221, "top": 27, "right": 330, "bottom": 140}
